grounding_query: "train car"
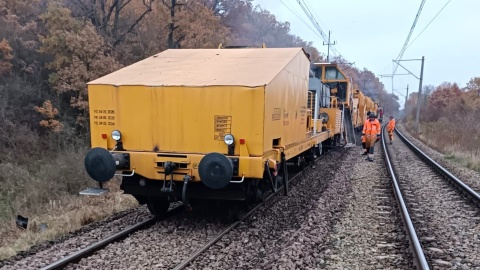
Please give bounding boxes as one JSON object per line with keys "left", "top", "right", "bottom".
{"left": 83, "top": 48, "right": 331, "bottom": 216}
{"left": 308, "top": 63, "right": 356, "bottom": 147}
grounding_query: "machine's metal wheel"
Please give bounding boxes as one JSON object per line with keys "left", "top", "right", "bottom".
{"left": 226, "top": 202, "right": 248, "bottom": 222}
{"left": 147, "top": 198, "right": 170, "bottom": 216}
{"left": 294, "top": 156, "right": 306, "bottom": 171}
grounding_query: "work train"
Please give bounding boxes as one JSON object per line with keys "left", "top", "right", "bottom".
{"left": 83, "top": 47, "right": 381, "bottom": 216}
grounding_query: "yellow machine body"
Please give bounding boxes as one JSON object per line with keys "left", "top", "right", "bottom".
{"left": 352, "top": 89, "right": 366, "bottom": 128}
{"left": 308, "top": 63, "right": 352, "bottom": 139}
{"left": 87, "top": 48, "right": 330, "bottom": 183}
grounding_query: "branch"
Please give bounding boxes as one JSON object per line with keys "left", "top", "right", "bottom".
{"left": 119, "top": 0, "right": 133, "bottom": 11}
{"left": 112, "top": 6, "right": 152, "bottom": 47}
{"left": 162, "top": 0, "right": 171, "bottom": 9}
{"left": 105, "top": 0, "right": 120, "bottom": 26}
{"left": 143, "top": 0, "right": 154, "bottom": 9}
{"left": 99, "top": 0, "right": 106, "bottom": 28}
{"left": 74, "top": 0, "right": 96, "bottom": 23}
{"left": 175, "top": 35, "right": 187, "bottom": 48}
{"left": 0, "top": 126, "right": 16, "bottom": 149}
{"left": 161, "top": 0, "right": 184, "bottom": 9}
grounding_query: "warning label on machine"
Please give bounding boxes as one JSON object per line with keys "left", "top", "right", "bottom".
{"left": 214, "top": 115, "right": 232, "bottom": 140}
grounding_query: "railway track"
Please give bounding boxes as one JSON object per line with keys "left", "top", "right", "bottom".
{"left": 319, "top": 133, "right": 412, "bottom": 269}
{"left": 39, "top": 205, "right": 184, "bottom": 270}
{"left": 383, "top": 126, "right": 480, "bottom": 269}
{"left": 171, "top": 158, "right": 315, "bottom": 270}
{"left": 38, "top": 154, "right": 324, "bottom": 269}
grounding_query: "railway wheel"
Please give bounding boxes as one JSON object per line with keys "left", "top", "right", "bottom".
{"left": 225, "top": 201, "right": 248, "bottom": 222}
{"left": 292, "top": 155, "right": 306, "bottom": 172}
{"left": 147, "top": 197, "right": 170, "bottom": 216}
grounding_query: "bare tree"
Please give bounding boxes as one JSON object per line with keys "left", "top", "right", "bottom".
{"left": 67, "top": 0, "right": 154, "bottom": 47}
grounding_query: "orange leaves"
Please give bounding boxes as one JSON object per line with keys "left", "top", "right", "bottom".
{"left": 34, "top": 100, "right": 63, "bottom": 132}
{"left": 462, "top": 77, "right": 480, "bottom": 110}
{"left": 0, "top": 39, "right": 13, "bottom": 75}
{"left": 172, "top": 1, "right": 230, "bottom": 49}
{"left": 427, "top": 82, "right": 462, "bottom": 110}
{"left": 39, "top": 3, "right": 122, "bottom": 126}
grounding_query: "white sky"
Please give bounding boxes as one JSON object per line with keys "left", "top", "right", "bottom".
{"left": 252, "top": 0, "right": 480, "bottom": 102}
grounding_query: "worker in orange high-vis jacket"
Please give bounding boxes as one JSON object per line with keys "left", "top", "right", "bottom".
{"left": 387, "top": 115, "right": 396, "bottom": 145}
{"left": 362, "top": 113, "right": 381, "bottom": 162}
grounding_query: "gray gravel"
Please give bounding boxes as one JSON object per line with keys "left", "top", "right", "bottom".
{"left": 65, "top": 208, "right": 230, "bottom": 270}
{"left": 396, "top": 123, "right": 480, "bottom": 193}
{"left": 0, "top": 206, "right": 152, "bottom": 270}
{"left": 389, "top": 129, "right": 480, "bottom": 269}
{"left": 184, "top": 149, "right": 355, "bottom": 269}
{"left": 318, "top": 136, "right": 412, "bottom": 269}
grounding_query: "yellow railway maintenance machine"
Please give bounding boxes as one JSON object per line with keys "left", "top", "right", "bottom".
{"left": 82, "top": 48, "right": 330, "bottom": 216}
{"left": 352, "top": 89, "right": 367, "bottom": 131}
{"left": 308, "top": 63, "right": 356, "bottom": 148}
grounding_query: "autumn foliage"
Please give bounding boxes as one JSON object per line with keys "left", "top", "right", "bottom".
{"left": 0, "top": 38, "right": 13, "bottom": 75}
{"left": 34, "top": 100, "right": 63, "bottom": 132}
{"left": 405, "top": 78, "right": 480, "bottom": 171}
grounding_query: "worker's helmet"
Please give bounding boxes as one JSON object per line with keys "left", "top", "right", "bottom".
{"left": 368, "top": 114, "right": 376, "bottom": 119}
{"left": 389, "top": 115, "right": 394, "bottom": 119}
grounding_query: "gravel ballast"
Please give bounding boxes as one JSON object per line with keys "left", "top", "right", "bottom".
{"left": 318, "top": 135, "right": 412, "bottom": 269}
{"left": 396, "top": 123, "right": 480, "bottom": 192}
{"left": 389, "top": 129, "right": 480, "bottom": 269}
{"left": 184, "top": 149, "right": 353, "bottom": 270}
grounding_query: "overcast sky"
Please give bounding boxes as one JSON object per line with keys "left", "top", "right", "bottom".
{"left": 252, "top": 0, "right": 479, "bottom": 103}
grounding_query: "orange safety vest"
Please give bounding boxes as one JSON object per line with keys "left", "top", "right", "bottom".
{"left": 363, "top": 119, "right": 381, "bottom": 136}
{"left": 387, "top": 119, "right": 396, "bottom": 132}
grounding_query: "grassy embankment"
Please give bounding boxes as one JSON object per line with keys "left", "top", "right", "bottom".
{"left": 403, "top": 116, "right": 480, "bottom": 172}
{"left": 0, "top": 146, "right": 137, "bottom": 260}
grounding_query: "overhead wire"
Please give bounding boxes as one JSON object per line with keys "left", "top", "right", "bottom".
{"left": 295, "top": 0, "right": 342, "bottom": 57}
{"left": 393, "top": 0, "right": 427, "bottom": 75}
{"left": 303, "top": 0, "right": 348, "bottom": 60}
{"left": 278, "top": 0, "right": 323, "bottom": 41}
{"left": 303, "top": 0, "right": 329, "bottom": 33}
{"left": 406, "top": 0, "right": 453, "bottom": 50}
{"left": 388, "top": 0, "right": 452, "bottom": 100}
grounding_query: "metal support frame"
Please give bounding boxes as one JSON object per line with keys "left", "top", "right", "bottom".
{"left": 392, "top": 57, "right": 425, "bottom": 131}
{"left": 323, "top": 31, "right": 336, "bottom": 62}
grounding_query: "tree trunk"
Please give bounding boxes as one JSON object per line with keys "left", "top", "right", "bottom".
{"left": 168, "top": 0, "right": 176, "bottom": 48}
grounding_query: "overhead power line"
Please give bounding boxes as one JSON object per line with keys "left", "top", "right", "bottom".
{"left": 406, "top": 0, "right": 453, "bottom": 50}
{"left": 393, "top": 0, "right": 426, "bottom": 75}
{"left": 295, "top": 0, "right": 341, "bottom": 57}
{"left": 279, "top": 0, "right": 323, "bottom": 41}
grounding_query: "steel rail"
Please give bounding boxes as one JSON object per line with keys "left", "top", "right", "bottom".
{"left": 382, "top": 126, "right": 430, "bottom": 270}
{"left": 395, "top": 128, "right": 480, "bottom": 203}
{"left": 172, "top": 155, "right": 326, "bottom": 270}
{"left": 40, "top": 205, "right": 184, "bottom": 270}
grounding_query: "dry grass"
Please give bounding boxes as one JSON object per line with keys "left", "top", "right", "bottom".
{"left": 404, "top": 117, "right": 480, "bottom": 172}
{"left": 0, "top": 145, "right": 139, "bottom": 260}
{"left": 0, "top": 179, "right": 138, "bottom": 260}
